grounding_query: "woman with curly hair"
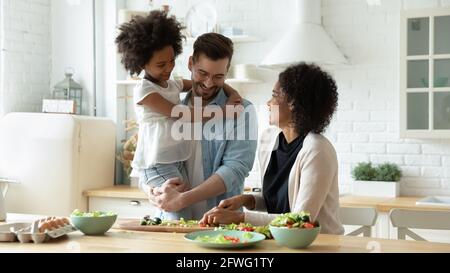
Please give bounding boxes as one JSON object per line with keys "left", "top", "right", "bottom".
{"left": 200, "top": 63, "right": 344, "bottom": 234}
{"left": 115, "top": 11, "right": 241, "bottom": 220}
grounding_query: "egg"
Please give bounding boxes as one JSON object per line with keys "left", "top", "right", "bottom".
{"left": 46, "top": 220, "right": 58, "bottom": 230}
{"left": 61, "top": 218, "right": 70, "bottom": 225}
{"left": 39, "top": 222, "right": 50, "bottom": 233}
{"left": 53, "top": 220, "right": 60, "bottom": 228}
{"left": 54, "top": 218, "right": 64, "bottom": 228}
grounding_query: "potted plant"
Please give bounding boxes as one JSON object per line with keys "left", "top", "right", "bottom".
{"left": 351, "top": 162, "right": 402, "bottom": 197}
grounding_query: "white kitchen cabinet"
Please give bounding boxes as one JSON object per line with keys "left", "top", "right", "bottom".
{"left": 88, "top": 196, "right": 157, "bottom": 219}
{"left": 400, "top": 7, "right": 450, "bottom": 138}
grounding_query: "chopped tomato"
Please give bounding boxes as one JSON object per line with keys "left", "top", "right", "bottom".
{"left": 303, "top": 222, "right": 315, "bottom": 229}
{"left": 286, "top": 223, "right": 293, "bottom": 228}
{"left": 223, "top": 236, "right": 240, "bottom": 243}
{"left": 240, "top": 227, "right": 254, "bottom": 232}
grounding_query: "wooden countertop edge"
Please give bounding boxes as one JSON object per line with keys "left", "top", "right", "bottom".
{"left": 2, "top": 227, "right": 450, "bottom": 253}
{"left": 83, "top": 186, "right": 147, "bottom": 199}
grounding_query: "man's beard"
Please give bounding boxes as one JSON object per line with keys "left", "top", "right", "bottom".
{"left": 192, "top": 80, "right": 220, "bottom": 102}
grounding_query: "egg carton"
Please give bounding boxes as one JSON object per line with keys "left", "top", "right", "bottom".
{"left": 0, "top": 223, "right": 29, "bottom": 242}
{"left": 0, "top": 222, "right": 77, "bottom": 244}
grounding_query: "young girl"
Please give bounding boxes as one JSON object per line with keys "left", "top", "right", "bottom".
{"left": 115, "top": 10, "right": 241, "bottom": 220}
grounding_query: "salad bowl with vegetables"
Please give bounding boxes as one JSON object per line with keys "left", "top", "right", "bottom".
{"left": 70, "top": 209, "right": 117, "bottom": 235}
{"left": 269, "top": 212, "right": 320, "bottom": 249}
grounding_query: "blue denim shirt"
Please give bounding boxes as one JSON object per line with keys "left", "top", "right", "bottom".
{"left": 182, "top": 89, "right": 258, "bottom": 210}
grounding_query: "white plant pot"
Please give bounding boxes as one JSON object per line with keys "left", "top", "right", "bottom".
{"left": 352, "top": 180, "right": 400, "bottom": 198}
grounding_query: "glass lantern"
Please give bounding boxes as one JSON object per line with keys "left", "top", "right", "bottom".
{"left": 53, "top": 69, "right": 83, "bottom": 115}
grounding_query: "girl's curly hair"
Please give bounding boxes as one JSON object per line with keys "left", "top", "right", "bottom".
{"left": 115, "top": 10, "right": 185, "bottom": 76}
{"left": 279, "top": 63, "right": 338, "bottom": 137}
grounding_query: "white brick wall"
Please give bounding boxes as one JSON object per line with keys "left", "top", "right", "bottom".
{"left": 387, "top": 144, "right": 421, "bottom": 154}
{"left": 0, "top": 0, "right": 51, "bottom": 116}
{"left": 352, "top": 143, "right": 386, "bottom": 154}
{"left": 323, "top": 0, "right": 450, "bottom": 196}
{"left": 370, "top": 154, "right": 404, "bottom": 165}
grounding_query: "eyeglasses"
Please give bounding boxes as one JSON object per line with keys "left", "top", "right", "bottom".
{"left": 193, "top": 68, "right": 227, "bottom": 84}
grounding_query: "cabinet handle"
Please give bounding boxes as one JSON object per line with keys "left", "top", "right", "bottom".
{"left": 129, "top": 200, "right": 141, "bottom": 206}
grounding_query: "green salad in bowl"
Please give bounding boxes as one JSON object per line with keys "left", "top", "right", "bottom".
{"left": 217, "top": 223, "right": 272, "bottom": 239}
{"left": 270, "top": 211, "right": 319, "bottom": 228}
{"left": 70, "top": 209, "right": 117, "bottom": 235}
{"left": 71, "top": 209, "right": 116, "bottom": 217}
{"left": 269, "top": 212, "right": 320, "bottom": 249}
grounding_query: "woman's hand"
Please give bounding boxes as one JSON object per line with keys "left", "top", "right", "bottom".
{"left": 218, "top": 194, "right": 255, "bottom": 210}
{"left": 199, "top": 207, "right": 244, "bottom": 226}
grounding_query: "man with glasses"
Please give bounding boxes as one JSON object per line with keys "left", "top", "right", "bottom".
{"left": 147, "top": 33, "right": 258, "bottom": 220}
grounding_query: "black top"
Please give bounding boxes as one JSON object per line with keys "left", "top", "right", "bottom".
{"left": 263, "top": 132, "right": 304, "bottom": 213}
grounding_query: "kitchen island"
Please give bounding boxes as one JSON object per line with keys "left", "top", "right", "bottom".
{"left": 1, "top": 214, "right": 450, "bottom": 253}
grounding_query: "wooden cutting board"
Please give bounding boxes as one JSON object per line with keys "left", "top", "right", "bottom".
{"left": 116, "top": 219, "right": 214, "bottom": 233}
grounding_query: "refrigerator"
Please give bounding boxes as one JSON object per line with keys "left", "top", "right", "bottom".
{"left": 0, "top": 112, "right": 116, "bottom": 216}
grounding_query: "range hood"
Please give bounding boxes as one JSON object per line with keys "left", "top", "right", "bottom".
{"left": 261, "top": 0, "right": 347, "bottom": 68}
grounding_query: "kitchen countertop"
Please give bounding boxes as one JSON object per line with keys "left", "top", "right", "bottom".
{"left": 339, "top": 195, "right": 450, "bottom": 212}
{"left": 84, "top": 186, "right": 450, "bottom": 212}
{"left": 1, "top": 214, "right": 450, "bottom": 253}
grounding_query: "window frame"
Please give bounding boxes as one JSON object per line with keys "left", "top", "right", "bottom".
{"left": 400, "top": 7, "right": 450, "bottom": 138}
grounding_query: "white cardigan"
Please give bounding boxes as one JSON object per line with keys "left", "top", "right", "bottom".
{"left": 244, "top": 127, "right": 344, "bottom": 235}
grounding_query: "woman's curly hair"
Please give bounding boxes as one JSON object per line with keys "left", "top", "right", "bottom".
{"left": 115, "top": 10, "right": 185, "bottom": 76}
{"left": 279, "top": 63, "right": 338, "bottom": 137}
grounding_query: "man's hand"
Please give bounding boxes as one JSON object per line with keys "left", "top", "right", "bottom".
{"left": 146, "top": 184, "right": 187, "bottom": 212}
{"left": 199, "top": 207, "right": 244, "bottom": 226}
{"left": 163, "top": 177, "right": 190, "bottom": 192}
{"left": 221, "top": 104, "right": 244, "bottom": 120}
{"left": 226, "top": 93, "right": 242, "bottom": 106}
